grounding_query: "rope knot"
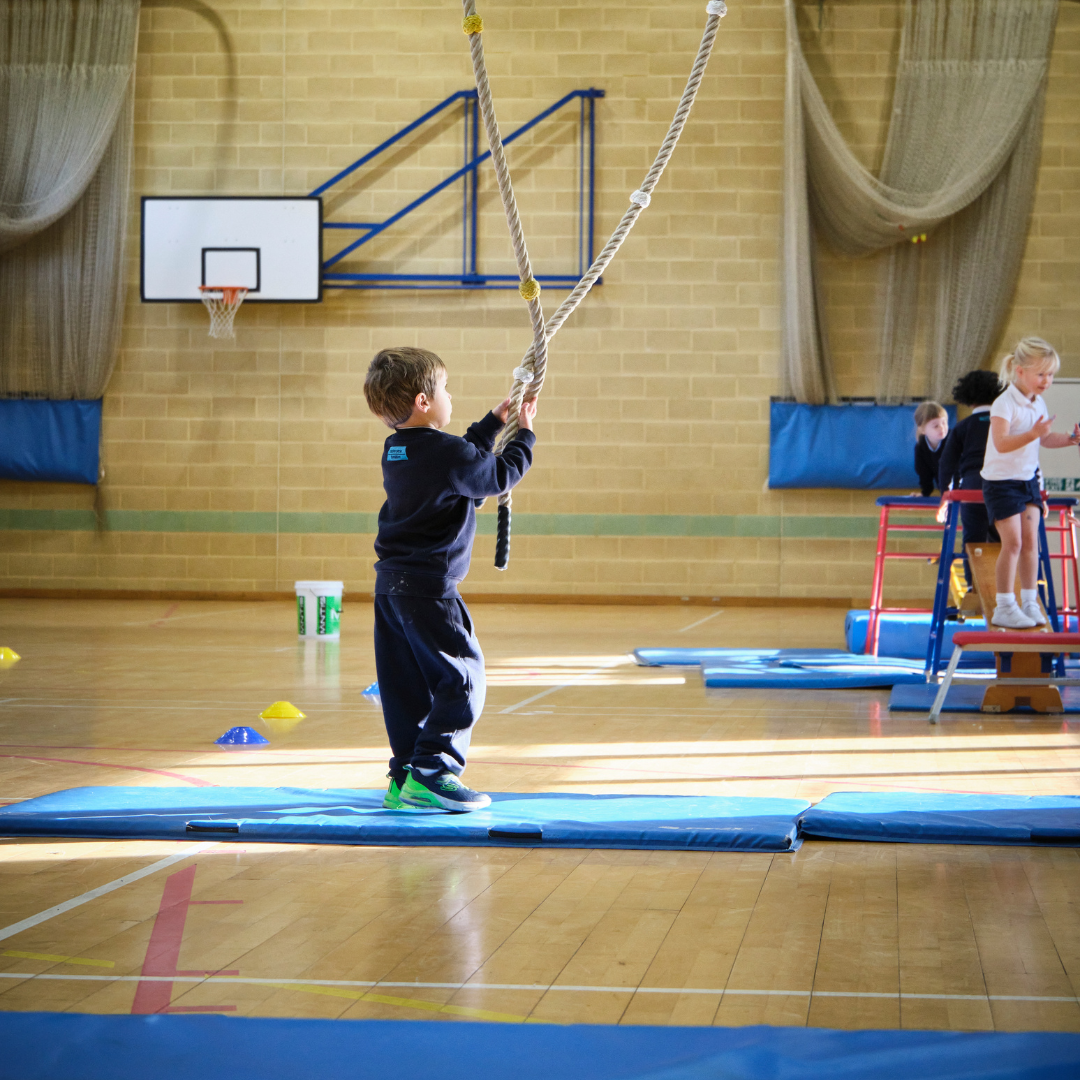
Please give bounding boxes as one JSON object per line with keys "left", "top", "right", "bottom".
{"left": 513, "top": 366, "right": 534, "bottom": 384}
{"left": 518, "top": 278, "right": 541, "bottom": 301}
{"left": 462, "top": 14, "right": 483, "bottom": 34}
{"left": 629, "top": 190, "right": 651, "bottom": 208}
{"left": 706, "top": 1, "right": 727, "bottom": 16}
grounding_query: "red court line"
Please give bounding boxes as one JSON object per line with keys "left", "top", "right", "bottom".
{"left": 132, "top": 864, "right": 240, "bottom": 1015}
{"left": 0, "top": 754, "right": 214, "bottom": 787}
{"left": 151, "top": 603, "right": 180, "bottom": 628}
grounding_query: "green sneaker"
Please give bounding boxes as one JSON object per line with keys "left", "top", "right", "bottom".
{"left": 399, "top": 770, "right": 491, "bottom": 813}
{"left": 382, "top": 774, "right": 406, "bottom": 809}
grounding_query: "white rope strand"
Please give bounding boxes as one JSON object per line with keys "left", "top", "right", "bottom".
{"left": 461, "top": 1, "right": 548, "bottom": 406}
{"left": 494, "top": 2, "right": 727, "bottom": 459}
{"left": 461, "top": 1, "right": 727, "bottom": 566}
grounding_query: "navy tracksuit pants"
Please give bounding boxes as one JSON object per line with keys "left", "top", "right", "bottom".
{"left": 373, "top": 593, "right": 485, "bottom": 785}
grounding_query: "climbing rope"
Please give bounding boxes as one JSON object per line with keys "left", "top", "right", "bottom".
{"left": 463, "top": 0, "right": 728, "bottom": 568}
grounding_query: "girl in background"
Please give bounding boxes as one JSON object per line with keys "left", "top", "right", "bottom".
{"left": 914, "top": 401, "right": 948, "bottom": 497}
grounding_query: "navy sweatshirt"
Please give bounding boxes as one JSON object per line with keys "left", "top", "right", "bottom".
{"left": 938, "top": 409, "right": 991, "bottom": 492}
{"left": 374, "top": 411, "right": 536, "bottom": 598}
{"left": 914, "top": 435, "right": 944, "bottom": 497}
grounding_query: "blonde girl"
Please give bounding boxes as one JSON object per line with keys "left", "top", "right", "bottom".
{"left": 981, "top": 337, "right": 1080, "bottom": 628}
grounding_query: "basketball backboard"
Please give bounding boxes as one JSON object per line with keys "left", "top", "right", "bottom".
{"left": 140, "top": 196, "right": 322, "bottom": 302}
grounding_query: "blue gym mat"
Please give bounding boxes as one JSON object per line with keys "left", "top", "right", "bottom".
{"left": 890, "top": 682, "right": 1080, "bottom": 713}
{"left": 633, "top": 648, "right": 927, "bottom": 688}
{"left": 3, "top": 1014, "right": 1078, "bottom": 1080}
{"left": 701, "top": 652, "right": 926, "bottom": 689}
{"left": 799, "top": 792, "right": 1080, "bottom": 846}
{"left": 0, "top": 787, "right": 809, "bottom": 852}
{"left": 844, "top": 611, "right": 994, "bottom": 665}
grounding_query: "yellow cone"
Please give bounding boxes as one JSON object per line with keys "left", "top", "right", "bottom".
{"left": 260, "top": 701, "right": 305, "bottom": 720}
{"left": 0, "top": 647, "right": 20, "bottom": 668}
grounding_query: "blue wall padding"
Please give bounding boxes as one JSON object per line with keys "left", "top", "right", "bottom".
{"left": 0, "top": 398, "right": 102, "bottom": 484}
{"left": 799, "top": 792, "right": 1080, "bottom": 846}
{"left": 844, "top": 611, "right": 993, "bottom": 665}
{"left": 890, "top": 682, "right": 1080, "bottom": 714}
{"left": 769, "top": 401, "right": 956, "bottom": 489}
{"left": 3, "top": 1014, "right": 1078, "bottom": 1080}
{"left": 0, "top": 787, "right": 810, "bottom": 852}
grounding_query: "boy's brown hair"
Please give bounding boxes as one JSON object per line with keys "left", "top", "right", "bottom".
{"left": 364, "top": 347, "right": 446, "bottom": 427}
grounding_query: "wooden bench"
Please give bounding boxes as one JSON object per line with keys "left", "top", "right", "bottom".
{"left": 928, "top": 631, "right": 1080, "bottom": 724}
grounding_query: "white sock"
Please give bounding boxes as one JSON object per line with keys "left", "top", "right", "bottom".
{"left": 996, "top": 592, "right": 1018, "bottom": 608}
{"left": 1021, "top": 589, "right": 1039, "bottom": 607}
{"left": 415, "top": 766, "right": 439, "bottom": 776}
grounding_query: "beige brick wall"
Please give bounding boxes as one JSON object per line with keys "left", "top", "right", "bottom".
{"left": 1, "top": 0, "right": 1078, "bottom": 600}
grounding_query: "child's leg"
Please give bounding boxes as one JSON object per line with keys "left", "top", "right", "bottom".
{"left": 959, "top": 502, "right": 992, "bottom": 587}
{"left": 1018, "top": 504, "right": 1042, "bottom": 590}
{"left": 373, "top": 594, "right": 434, "bottom": 786}
{"left": 394, "top": 595, "right": 485, "bottom": 777}
{"left": 994, "top": 513, "right": 1022, "bottom": 596}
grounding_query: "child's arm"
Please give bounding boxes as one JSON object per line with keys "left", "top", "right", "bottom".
{"left": 450, "top": 401, "right": 537, "bottom": 499}
{"left": 914, "top": 439, "right": 936, "bottom": 497}
{"left": 1040, "top": 422, "right": 1080, "bottom": 450}
{"left": 937, "top": 426, "right": 961, "bottom": 494}
{"left": 990, "top": 414, "right": 1055, "bottom": 453}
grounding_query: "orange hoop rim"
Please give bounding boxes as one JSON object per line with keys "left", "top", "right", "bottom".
{"left": 199, "top": 285, "right": 248, "bottom": 304}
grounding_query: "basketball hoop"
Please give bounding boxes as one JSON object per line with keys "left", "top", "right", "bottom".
{"left": 199, "top": 286, "right": 248, "bottom": 339}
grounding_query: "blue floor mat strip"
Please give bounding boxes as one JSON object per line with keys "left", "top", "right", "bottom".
{"left": 3, "top": 1014, "right": 1078, "bottom": 1080}
{"left": 701, "top": 653, "right": 927, "bottom": 689}
{"left": 633, "top": 648, "right": 932, "bottom": 687}
{"left": 890, "top": 682, "right": 1080, "bottom": 713}
{"left": 799, "top": 792, "right": 1080, "bottom": 846}
{"left": 5, "top": 787, "right": 1079, "bottom": 848}
{"left": 0, "top": 787, "right": 809, "bottom": 852}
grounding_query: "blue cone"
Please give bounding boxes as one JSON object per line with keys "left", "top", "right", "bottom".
{"left": 215, "top": 726, "right": 269, "bottom": 747}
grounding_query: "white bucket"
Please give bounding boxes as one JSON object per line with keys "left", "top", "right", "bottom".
{"left": 294, "top": 580, "right": 343, "bottom": 640}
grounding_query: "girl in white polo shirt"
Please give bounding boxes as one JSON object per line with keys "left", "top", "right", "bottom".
{"left": 982, "top": 337, "right": 1080, "bottom": 628}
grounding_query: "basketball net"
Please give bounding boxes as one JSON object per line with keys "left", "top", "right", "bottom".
{"left": 199, "top": 286, "right": 248, "bottom": 339}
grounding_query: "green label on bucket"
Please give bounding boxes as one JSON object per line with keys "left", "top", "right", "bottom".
{"left": 297, "top": 595, "right": 306, "bottom": 636}
{"left": 317, "top": 595, "right": 341, "bottom": 636}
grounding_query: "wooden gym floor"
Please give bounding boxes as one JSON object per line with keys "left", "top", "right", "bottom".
{"left": 0, "top": 598, "right": 1078, "bottom": 1032}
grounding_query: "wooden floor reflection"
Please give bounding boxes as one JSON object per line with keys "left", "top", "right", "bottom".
{"left": 0, "top": 598, "right": 1077, "bottom": 1030}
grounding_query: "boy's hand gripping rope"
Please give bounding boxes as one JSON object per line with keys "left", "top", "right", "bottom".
{"left": 463, "top": 1, "right": 728, "bottom": 569}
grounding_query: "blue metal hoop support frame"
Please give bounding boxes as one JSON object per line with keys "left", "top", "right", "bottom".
{"left": 311, "top": 88, "right": 604, "bottom": 291}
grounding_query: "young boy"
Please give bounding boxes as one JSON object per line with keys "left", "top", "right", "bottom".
{"left": 363, "top": 346, "right": 537, "bottom": 812}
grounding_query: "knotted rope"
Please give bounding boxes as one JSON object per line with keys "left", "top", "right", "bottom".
{"left": 463, "top": 0, "right": 728, "bottom": 568}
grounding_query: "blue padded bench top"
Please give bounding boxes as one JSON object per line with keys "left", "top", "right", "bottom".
{"left": 799, "top": 792, "right": 1080, "bottom": 846}
{"left": 3, "top": 1013, "right": 1078, "bottom": 1080}
{"left": 0, "top": 787, "right": 810, "bottom": 853}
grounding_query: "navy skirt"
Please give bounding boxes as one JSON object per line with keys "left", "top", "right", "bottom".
{"left": 982, "top": 476, "right": 1041, "bottom": 524}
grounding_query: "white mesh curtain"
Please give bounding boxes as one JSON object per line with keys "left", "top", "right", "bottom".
{"left": 0, "top": 0, "right": 140, "bottom": 400}
{"left": 783, "top": 0, "right": 1058, "bottom": 404}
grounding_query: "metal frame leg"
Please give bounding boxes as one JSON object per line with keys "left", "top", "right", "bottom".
{"left": 929, "top": 644, "right": 964, "bottom": 725}
{"left": 1038, "top": 516, "right": 1066, "bottom": 676}
{"left": 925, "top": 503, "right": 960, "bottom": 680}
{"left": 867, "top": 504, "right": 889, "bottom": 656}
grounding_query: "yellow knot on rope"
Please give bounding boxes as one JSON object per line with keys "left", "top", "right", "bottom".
{"left": 518, "top": 278, "right": 541, "bottom": 301}
{"left": 462, "top": 14, "right": 483, "bottom": 35}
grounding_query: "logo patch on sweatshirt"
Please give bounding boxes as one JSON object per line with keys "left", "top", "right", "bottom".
{"left": 387, "top": 446, "right": 408, "bottom": 461}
